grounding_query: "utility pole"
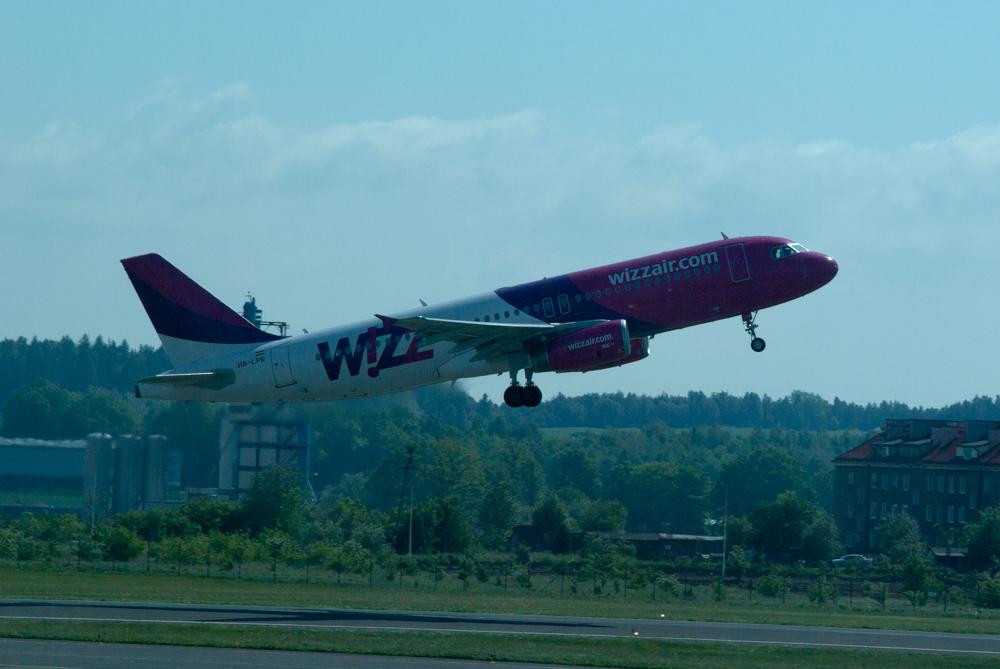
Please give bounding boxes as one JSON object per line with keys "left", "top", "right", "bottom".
{"left": 395, "top": 446, "right": 417, "bottom": 557}
{"left": 408, "top": 446, "right": 415, "bottom": 557}
{"left": 721, "top": 485, "right": 728, "bottom": 583}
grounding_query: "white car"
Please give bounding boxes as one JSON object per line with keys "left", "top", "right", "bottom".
{"left": 832, "top": 554, "right": 873, "bottom": 568}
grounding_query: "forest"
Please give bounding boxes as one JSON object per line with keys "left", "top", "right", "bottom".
{"left": 3, "top": 335, "right": 1000, "bottom": 580}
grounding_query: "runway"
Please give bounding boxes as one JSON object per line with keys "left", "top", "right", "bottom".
{"left": 1, "top": 599, "right": 999, "bottom": 656}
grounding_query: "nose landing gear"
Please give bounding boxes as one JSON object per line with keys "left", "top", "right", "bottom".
{"left": 504, "top": 369, "right": 542, "bottom": 408}
{"left": 742, "top": 311, "right": 766, "bottom": 352}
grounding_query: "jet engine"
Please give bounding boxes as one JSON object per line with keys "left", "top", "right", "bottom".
{"left": 529, "top": 320, "right": 637, "bottom": 373}
{"left": 586, "top": 335, "right": 650, "bottom": 372}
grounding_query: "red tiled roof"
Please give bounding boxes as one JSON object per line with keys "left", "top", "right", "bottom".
{"left": 834, "top": 436, "right": 877, "bottom": 461}
{"left": 921, "top": 438, "right": 961, "bottom": 463}
{"left": 978, "top": 445, "right": 1000, "bottom": 465}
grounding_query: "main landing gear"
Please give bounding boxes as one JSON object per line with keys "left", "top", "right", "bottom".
{"left": 742, "top": 311, "right": 766, "bottom": 353}
{"left": 504, "top": 369, "right": 542, "bottom": 408}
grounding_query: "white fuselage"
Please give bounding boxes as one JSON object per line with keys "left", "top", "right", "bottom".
{"left": 139, "top": 291, "right": 547, "bottom": 402}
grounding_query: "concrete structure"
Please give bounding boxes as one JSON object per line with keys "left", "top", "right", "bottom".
{"left": 84, "top": 433, "right": 113, "bottom": 524}
{"left": 112, "top": 435, "right": 144, "bottom": 514}
{"left": 1, "top": 432, "right": 178, "bottom": 521}
{"left": 833, "top": 418, "right": 1000, "bottom": 553}
{"left": 218, "top": 404, "right": 312, "bottom": 499}
{"left": 143, "top": 435, "right": 168, "bottom": 507}
{"left": 0, "top": 437, "right": 86, "bottom": 480}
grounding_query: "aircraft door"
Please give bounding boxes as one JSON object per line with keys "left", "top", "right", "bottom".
{"left": 271, "top": 347, "right": 297, "bottom": 387}
{"left": 725, "top": 244, "right": 751, "bottom": 283}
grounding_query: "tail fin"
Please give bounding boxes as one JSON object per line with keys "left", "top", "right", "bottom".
{"left": 121, "top": 253, "right": 282, "bottom": 367}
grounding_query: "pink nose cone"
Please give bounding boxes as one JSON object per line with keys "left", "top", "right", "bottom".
{"left": 814, "top": 254, "right": 838, "bottom": 286}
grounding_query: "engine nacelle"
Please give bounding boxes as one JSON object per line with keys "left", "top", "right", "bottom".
{"left": 530, "top": 320, "right": 632, "bottom": 373}
{"left": 585, "top": 336, "right": 650, "bottom": 372}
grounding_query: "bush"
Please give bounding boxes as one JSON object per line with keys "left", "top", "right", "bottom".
{"left": 807, "top": 576, "right": 836, "bottom": 605}
{"left": 757, "top": 573, "right": 784, "bottom": 598}
{"left": 656, "top": 575, "right": 681, "bottom": 597}
{"left": 976, "top": 573, "right": 1000, "bottom": 609}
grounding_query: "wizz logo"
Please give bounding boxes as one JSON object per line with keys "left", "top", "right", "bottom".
{"left": 318, "top": 325, "right": 433, "bottom": 381}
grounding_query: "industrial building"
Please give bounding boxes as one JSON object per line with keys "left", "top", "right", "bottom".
{"left": 218, "top": 404, "right": 313, "bottom": 500}
{"left": 833, "top": 418, "right": 1000, "bottom": 555}
{"left": 0, "top": 434, "right": 181, "bottom": 522}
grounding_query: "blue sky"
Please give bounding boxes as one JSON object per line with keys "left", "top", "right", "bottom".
{"left": 2, "top": 2, "right": 999, "bottom": 407}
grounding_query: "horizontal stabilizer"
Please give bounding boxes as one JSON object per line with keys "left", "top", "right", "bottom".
{"left": 137, "top": 370, "right": 235, "bottom": 390}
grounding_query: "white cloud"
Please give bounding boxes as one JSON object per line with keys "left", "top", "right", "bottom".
{"left": 3, "top": 82, "right": 1000, "bottom": 405}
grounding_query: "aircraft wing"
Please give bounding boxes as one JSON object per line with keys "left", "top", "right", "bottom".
{"left": 382, "top": 315, "right": 604, "bottom": 363}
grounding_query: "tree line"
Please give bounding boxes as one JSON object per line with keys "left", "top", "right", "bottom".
{"left": 4, "top": 336, "right": 1000, "bottom": 431}
{"left": 5, "top": 466, "right": 1000, "bottom": 610}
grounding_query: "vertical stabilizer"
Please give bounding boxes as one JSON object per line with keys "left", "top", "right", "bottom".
{"left": 121, "top": 254, "right": 282, "bottom": 367}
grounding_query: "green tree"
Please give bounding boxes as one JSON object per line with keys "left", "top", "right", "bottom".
{"left": 875, "top": 514, "right": 924, "bottom": 569}
{"left": 434, "top": 496, "right": 472, "bottom": 553}
{"left": 966, "top": 506, "right": 1000, "bottom": 570}
{"left": 1, "top": 380, "right": 75, "bottom": 438}
{"left": 305, "top": 541, "right": 334, "bottom": 583}
{"left": 551, "top": 447, "right": 599, "bottom": 497}
{"left": 901, "top": 554, "right": 931, "bottom": 610}
{"left": 713, "top": 447, "right": 805, "bottom": 516}
{"left": 239, "top": 466, "right": 308, "bottom": 537}
{"left": 146, "top": 402, "right": 220, "bottom": 488}
{"left": 800, "top": 511, "right": 842, "bottom": 563}
{"left": 605, "top": 462, "right": 707, "bottom": 533}
{"left": 69, "top": 387, "right": 137, "bottom": 436}
{"left": 393, "top": 496, "right": 472, "bottom": 554}
{"left": 0, "top": 528, "right": 18, "bottom": 560}
{"left": 478, "top": 483, "right": 517, "bottom": 549}
{"left": 749, "top": 491, "right": 816, "bottom": 562}
{"left": 580, "top": 500, "right": 627, "bottom": 532}
{"left": 532, "top": 494, "right": 572, "bottom": 553}
{"left": 158, "top": 535, "right": 198, "bottom": 574}
{"left": 224, "top": 533, "right": 256, "bottom": 579}
{"left": 103, "top": 526, "right": 144, "bottom": 569}
{"left": 257, "top": 528, "right": 292, "bottom": 583}
{"left": 180, "top": 497, "right": 239, "bottom": 534}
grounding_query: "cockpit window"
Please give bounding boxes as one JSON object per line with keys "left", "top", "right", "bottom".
{"left": 771, "top": 243, "right": 809, "bottom": 260}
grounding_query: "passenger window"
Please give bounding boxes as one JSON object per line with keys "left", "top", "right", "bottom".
{"left": 542, "top": 297, "right": 555, "bottom": 318}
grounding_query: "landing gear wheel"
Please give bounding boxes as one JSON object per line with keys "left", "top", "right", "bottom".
{"left": 504, "top": 385, "right": 525, "bottom": 408}
{"left": 742, "top": 311, "right": 766, "bottom": 353}
{"left": 522, "top": 385, "right": 542, "bottom": 407}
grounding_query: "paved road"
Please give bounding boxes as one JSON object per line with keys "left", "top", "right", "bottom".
{"left": 1, "top": 599, "right": 999, "bottom": 656}
{"left": 0, "top": 638, "right": 574, "bottom": 669}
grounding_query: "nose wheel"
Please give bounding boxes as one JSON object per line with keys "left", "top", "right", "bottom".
{"left": 742, "top": 312, "right": 766, "bottom": 353}
{"left": 504, "top": 369, "right": 542, "bottom": 408}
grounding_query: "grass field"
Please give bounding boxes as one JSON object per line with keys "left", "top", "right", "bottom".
{"left": 1, "top": 564, "right": 998, "bottom": 635}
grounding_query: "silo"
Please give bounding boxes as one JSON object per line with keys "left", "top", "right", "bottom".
{"left": 143, "top": 434, "right": 167, "bottom": 506}
{"left": 84, "top": 433, "right": 113, "bottom": 527}
{"left": 113, "top": 435, "right": 143, "bottom": 514}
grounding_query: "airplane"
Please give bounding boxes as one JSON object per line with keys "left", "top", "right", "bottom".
{"left": 122, "top": 235, "right": 837, "bottom": 408}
